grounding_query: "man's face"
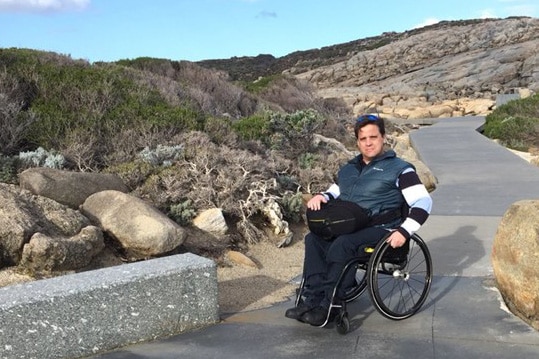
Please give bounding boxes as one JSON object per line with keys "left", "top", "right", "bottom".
{"left": 356, "top": 123, "right": 385, "bottom": 163}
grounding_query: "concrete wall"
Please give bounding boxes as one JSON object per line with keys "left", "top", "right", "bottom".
{"left": 0, "top": 253, "right": 219, "bottom": 359}
{"left": 496, "top": 93, "right": 521, "bottom": 107}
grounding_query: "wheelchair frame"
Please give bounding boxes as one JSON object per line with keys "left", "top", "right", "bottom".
{"left": 294, "top": 232, "right": 433, "bottom": 334}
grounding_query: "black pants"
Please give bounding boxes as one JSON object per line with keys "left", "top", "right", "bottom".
{"left": 302, "top": 226, "right": 390, "bottom": 309}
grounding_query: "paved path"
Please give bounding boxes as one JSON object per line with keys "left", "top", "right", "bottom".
{"left": 91, "top": 117, "right": 539, "bottom": 359}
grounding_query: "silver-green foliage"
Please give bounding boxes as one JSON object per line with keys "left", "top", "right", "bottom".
{"left": 18, "top": 147, "right": 65, "bottom": 169}
{"left": 138, "top": 144, "right": 184, "bottom": 166}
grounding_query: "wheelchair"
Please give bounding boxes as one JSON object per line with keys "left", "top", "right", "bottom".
{"left": 294, "top": 232, "right": 433, "bottom": 334}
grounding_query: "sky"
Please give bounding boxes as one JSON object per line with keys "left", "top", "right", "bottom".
{"left": 0, "top": 0, "right": 538, "bottom": 63}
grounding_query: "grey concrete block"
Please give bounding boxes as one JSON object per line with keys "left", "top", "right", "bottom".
{"left": 496, "top": 93, "right": 520, "bottom": 107}
{"left": 0, "top": 253, "right": 219, "bottom": 359}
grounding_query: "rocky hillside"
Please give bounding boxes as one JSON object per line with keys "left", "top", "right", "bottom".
{"left": 199, "top": 17, "right": 539, "bottom": 119}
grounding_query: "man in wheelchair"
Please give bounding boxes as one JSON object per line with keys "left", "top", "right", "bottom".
{"left": 285, "top": 114, "right": 433, "bottom": 326}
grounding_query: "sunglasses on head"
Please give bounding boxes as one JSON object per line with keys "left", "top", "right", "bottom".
{"left": 356, "top": 114, "right": 380, "bottom": 123}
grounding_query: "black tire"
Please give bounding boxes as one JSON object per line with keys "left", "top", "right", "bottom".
{"left": 336, "top": 312, "right": 350, "bottom": 335}
{"left": 367, "top": 233, "right": 432, "bottom": 320}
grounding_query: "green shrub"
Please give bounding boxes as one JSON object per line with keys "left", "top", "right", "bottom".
{"left": 169, "top": 199, "right": 197, "bottom": 226}
{"left": 244, "top": 74, "right": 282, "bottom": 93}
{"left": 483, "top": 116, "right": 536, "bottom": 151}
{"left": 104, "top": 160, "right": 158, "bottom": 190}
{"left": 28, "top": 64, "right": 203, "bottom": 150}
{"left": 204, "top": 116, "right": 238, "bottom": 146}
{"left": 365, "top": 39, "right": 391, "bottom": 50}
{"left": 267, "top": 109, "right": 325, "bottom": 157}
{"left": 0, "top": 155, "right": 19, "bottom": 184}
{"left": 298, "top": 152, "right": 317, "bottom": 169}
{"left": 483, "top": 93, "right": 539, "bottom": 151}
{"left": 0, "top": 49, "right": 205, "bottom": 169}
{"left": 279, "top": 192, "right": 304, "bottom": 223}
{"left": 232, "top": 109, "right": 326, "bottom": 158}
{"left": 232, "top": 113, "right": 271, "bottom": 141}
{"left": 269, "top": 109, "right": 324, "bottom": 137}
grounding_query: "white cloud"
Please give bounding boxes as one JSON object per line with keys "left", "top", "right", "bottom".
{"left": 479, "top": 9, "right": 497, "bottom": 18}
{"left": 413, "top": 18, "right": 440, "bottom": 29}
{"left": 0, "top": 0, "right": 90, "bottom": 13}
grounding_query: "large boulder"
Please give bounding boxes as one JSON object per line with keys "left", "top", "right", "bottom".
{"left": 19, "top": 167, "right": 129, "bottom": 209}
{"left": 80, "top": 190, "right": 186, "bottom": 260}
{"left": 18, "top": 225, "right": 105, "bottom": 274}
{"left": 0, "top": 183, "right": 90, "bottom": 266}
{"left": 491, "top": 199, "right": 539, "bottom": 330}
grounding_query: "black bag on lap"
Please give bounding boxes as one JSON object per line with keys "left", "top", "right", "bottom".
{"left": 306, "top": 199, "right": 371, "bottom": 240}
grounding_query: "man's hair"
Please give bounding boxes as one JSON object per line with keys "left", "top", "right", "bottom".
{"left": 354, "top": 114, "right": 386, "bottom": 138}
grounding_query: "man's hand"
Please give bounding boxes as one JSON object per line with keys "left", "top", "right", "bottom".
{"left": 386, "top": 230, "right": 406, "bottom": 248}
{"left": 307, "top": 194, "right": 327, "bottom": 210}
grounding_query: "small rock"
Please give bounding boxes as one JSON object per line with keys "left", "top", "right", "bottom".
{"left": 226, "top": 250, "right": 258, "bottom": 268}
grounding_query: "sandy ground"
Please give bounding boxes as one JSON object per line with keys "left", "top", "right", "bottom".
{"left": 217, "top": 237, "right": 305, "bottom": 314}
{"left": 510, "top": 148, "right": 535, "bottom": 162}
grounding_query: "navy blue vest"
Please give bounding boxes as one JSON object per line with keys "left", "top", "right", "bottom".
{"left": 337, "top": 150, "right": 412, "bottom": 219}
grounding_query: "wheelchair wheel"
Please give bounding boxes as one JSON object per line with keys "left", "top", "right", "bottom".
{"left": 367, "top": 233, "right": 432, "bottom": 320}
{"left": 335, "top": 312, "right": 350, "bottom": 335}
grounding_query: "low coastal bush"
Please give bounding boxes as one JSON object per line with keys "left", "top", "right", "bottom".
{"left": 484, "top": 93, "right": 539, "bottom": 151}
